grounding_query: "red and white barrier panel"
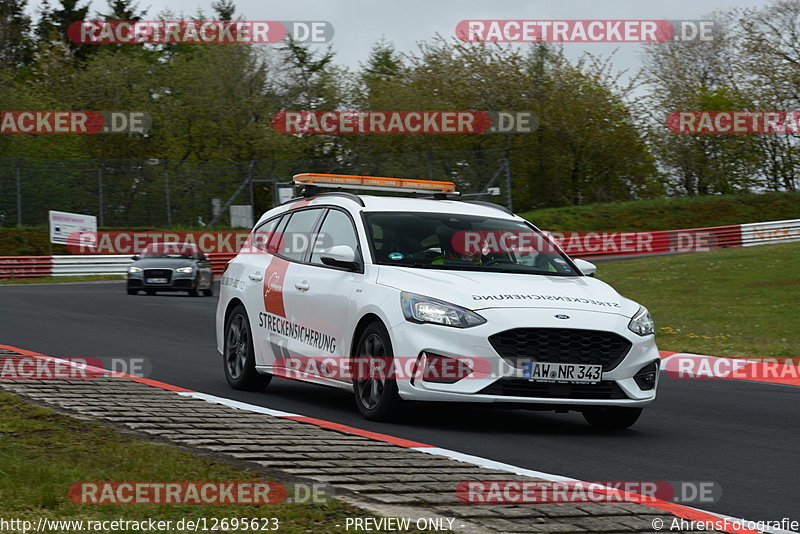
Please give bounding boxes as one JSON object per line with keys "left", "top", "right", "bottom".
{"left": 0, "top": 253, "right": 235, "bottom": 279}
{"left": 549, "top": 217, "right": 800, "bottom": 259}
{"left": 0, "top": 218, "right": 797, "bottom": 279}
{"left": 0, "top": 256, "right": 53, "bottom": 279}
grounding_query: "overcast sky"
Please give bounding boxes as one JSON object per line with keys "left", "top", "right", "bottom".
{"left": 27, "top": 0, "right": 768, "bottom": 73}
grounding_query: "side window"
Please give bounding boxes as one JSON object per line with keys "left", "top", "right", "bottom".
{"left": 278, "top": 209, "right": 323, "bottom": 261}
{"left": 266, "top": 214, "right": 290, "bottom": 254}
{"left": 310, "top": 209, "right": 360, "bottom": 266}
{"left": 252, "top": 217, "right": 280, "bottom": 252}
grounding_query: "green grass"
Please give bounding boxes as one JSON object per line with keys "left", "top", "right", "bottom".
{"left": 0, "top": 391, "right": 436, "bottom": 533}
{"left": 520, "top": 191, "right": 800, "bottom": 231}
{"left": 595, "top": 242, "right": 800, "bottom": 359}
{"left": 0, "top": 275, "right": 122, "bottom": 285}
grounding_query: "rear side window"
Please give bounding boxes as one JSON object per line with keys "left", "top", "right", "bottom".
{"left": 278, "top": 209, "right": 323, "bottom": 261}
{"left": 267, "top": 214, "right": 291, "bottom": 254}
{"left": 252, "top": 217, "right": 280, "bottom": 252}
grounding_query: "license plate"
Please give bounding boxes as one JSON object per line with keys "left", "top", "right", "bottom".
{"left": 523, "top": 362, "right": 602, "bottom": 383}
{"left": 146, "top": 278, "right": 168, "bottom": 284}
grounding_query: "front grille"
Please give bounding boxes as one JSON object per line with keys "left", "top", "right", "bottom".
{"left": 489, "top": 328, "right": 632, "bottom": 372}
{"left": 143, "top": 269, "right": 172, "bottom": 283}
{"left": 478, "top": 379, "right": 628, "bottom": 400}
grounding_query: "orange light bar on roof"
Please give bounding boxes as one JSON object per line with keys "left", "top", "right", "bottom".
{"left": 293, "top": 173, "right": 458, "bottom": 195}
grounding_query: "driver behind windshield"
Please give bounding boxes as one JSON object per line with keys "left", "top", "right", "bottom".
{"left": 431, "top": 227, "right": 483, "bottom": 265}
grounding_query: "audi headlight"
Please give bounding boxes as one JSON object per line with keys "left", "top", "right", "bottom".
{"left": 175, "top": 266, "right": 194, "bottom": 273}
{"left": 401, "top": 292, "right": 486, "bottom": 328}
{"left": 128, "top": 266, "right": 142, "bottom": 273}
{"left": 628, "top": 306, "right": 655, "bottom": 336}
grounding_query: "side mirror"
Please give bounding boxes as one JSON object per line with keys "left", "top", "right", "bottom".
{"left": 198, "top": 253, "right": 208, "bottom": 260}
{"left": 132, "top": 255, "right": 140, "bottom": 261}
{"left": 319, "top": 245, "right": 360, "bottom": 270}
{"left": 573, "top": 258, "right": 596, "bottom": 277}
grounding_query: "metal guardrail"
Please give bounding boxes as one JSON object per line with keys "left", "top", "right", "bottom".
{"left": 0, "top": 218, "right": 797, "bottom": 279}
{"left": 0, "top": 253, "right": 235, "bottom": 279}
{"left": 51, "top": 255, "right": 133, "bottom": 276}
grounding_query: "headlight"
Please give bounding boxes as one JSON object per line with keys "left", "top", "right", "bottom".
{"left": 128, "top": 266, "right": 142, "bottom": 273}
{"left": 628, "top": 306, "right": 655, "bottom": 336}
{"left": 175, "top": 266, "right": 194, "bottom": 273}
{"left": 401, "top": 292, "right": 486, "bottom": 328}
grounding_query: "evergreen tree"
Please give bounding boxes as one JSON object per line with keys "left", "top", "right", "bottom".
{"left": 0, "top": 0, "right": 34, "bottom": 68}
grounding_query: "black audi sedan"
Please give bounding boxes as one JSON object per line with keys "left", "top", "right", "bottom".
{"left": 126, "top": 243, "right": 214, "bottom": 296}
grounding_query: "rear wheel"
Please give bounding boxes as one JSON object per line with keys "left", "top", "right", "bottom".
{"left": 353, "top": 321, "right": 403, "bottom": 421}
{"left": 224, "top": 305, "right": 271, "bottom": 391}
{"left": 202, "top": 284, "right": 213, "bottom": 297}
{"left": 583, "top": 407, "right": 642, "bottom": 430}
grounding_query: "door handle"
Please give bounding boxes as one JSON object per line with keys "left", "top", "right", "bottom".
{"left": 249, "top": 272, "right": 263, "bottom": 281}
{"left": 294, "top": 281, "right": 310, "bottom": 291}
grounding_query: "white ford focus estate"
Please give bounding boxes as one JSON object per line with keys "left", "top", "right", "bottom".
{"left": 216, "top": 174, "right": 659, "bottom": 429}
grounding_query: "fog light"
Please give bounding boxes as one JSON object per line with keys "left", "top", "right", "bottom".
{"left": 634, "top": 361, "right": 659, "bottom": 390}
{"left": 421, "top": 353, "right": 473, "bottom": 384}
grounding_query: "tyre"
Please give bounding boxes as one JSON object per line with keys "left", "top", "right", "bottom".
{"left": 223, "top": 305, "right": 271, "bottom": 391}
{"left": 583, "top": 407, "right": 642, "bottom": 430}
{"left": 202, "top": 285, "right": 213, "bottom": 297}
{"left": 145, "top": 289, "right": 155, "bottom": 295}
{"left": 127, "top": 288, "right": 138, "bottom": 295}
{"left": 352, "top": 321, "right": 403, "bottom": 421}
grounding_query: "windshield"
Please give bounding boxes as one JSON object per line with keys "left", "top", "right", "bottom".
{"left": 364, "top": 212, "right": 579, "bottom": 276}
{"left": 141, "top": 253, "right": 197, "bottom": 259}
{"left": 141, "top": 243, "right": 199, "bottom": 259}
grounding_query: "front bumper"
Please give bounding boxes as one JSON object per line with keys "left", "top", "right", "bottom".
{"left": 127, "top": 270, "right": 197, "bottom": 291}
{"left": 390, "top": 307, "right": 659, "bottom": 408}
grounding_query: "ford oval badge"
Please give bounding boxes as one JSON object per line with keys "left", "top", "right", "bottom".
{"left": 555, "top": 314, "right": 570, "bottom": 319}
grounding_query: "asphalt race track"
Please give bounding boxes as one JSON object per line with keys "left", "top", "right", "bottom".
{"left": 1, "top": 281, "right": 797, "bottom": 525}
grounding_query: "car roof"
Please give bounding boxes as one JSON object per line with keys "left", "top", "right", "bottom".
{"left": 258, "top": 194, "right": 516, "bottom": 225}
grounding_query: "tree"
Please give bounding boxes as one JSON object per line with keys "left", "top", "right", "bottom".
{"left": 35, "top": 0, "right": 95, "bottom": 62}
{"left": 211, "top": 0, "right": 235, "bottom": 21}
{"left": 0, "top": 0, "right": 34, "bottom": 68}
{"left": 641, "top": 12, "right": 763, "bottom": 195}
{"left": 361, "top": 39, "right": 401, "bottom": 81}
{"left": 101, "top": 0, "right": 145, "bottom": 21}
{"left": 736, "top": 0, "right": 800, "bottom": 191}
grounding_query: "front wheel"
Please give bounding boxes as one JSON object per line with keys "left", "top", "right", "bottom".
{"left": 223, "top": 305, "right": 271, "bottom": 391}
{"left": 353, "top": 321, "right": 403, "bottom": 421}
{"left": 127, "top": 288, "right": 138, "bottom": 295}
{"left": 583, "top": 407, "right": 642, "bottom": 430}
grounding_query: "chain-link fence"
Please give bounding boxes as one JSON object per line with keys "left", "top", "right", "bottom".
{"left": 0, "top": 148, "right": 512, "bottom": 228}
